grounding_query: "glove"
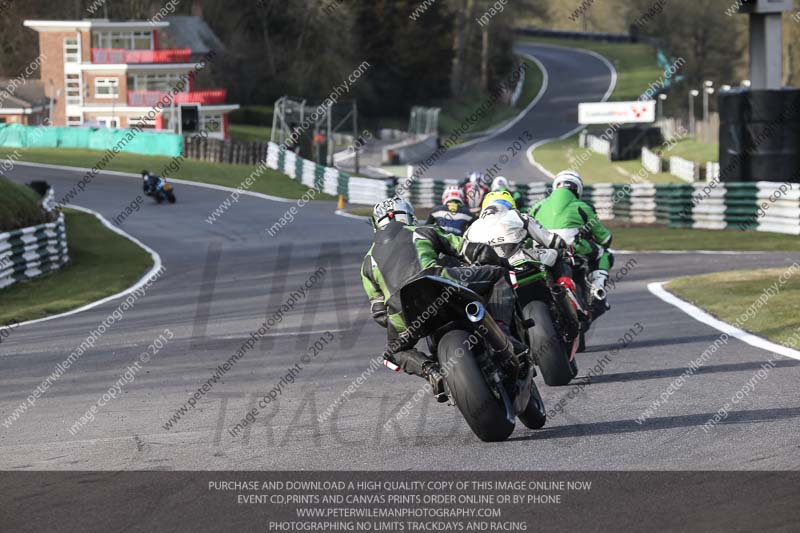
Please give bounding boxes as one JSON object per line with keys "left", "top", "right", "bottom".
{"left": 370, "top": 299, "right": 388, "bottom": 328}
{"left": 463, "top": 242, "right": 503, "bottom": 266}
{"left": 551, "top": 234, "right": 568, "bottom": 250}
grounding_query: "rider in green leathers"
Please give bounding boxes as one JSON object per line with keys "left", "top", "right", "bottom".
{"left": 529, "top": 170, "right": 614, "bottom": 315}
{"left": 360, "top": 196, "right": 519, "bottom": 401}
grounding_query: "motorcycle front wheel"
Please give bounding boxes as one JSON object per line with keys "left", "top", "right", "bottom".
{"left": 438, "top": 329, "right": 515, "bottom": 442}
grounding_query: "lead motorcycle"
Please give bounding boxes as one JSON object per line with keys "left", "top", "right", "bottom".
{"left": 507, "top": 245, "right": 590, "bottom": 386}
{"left": 399, "top": 275, "right": 546, "bottom": 442}
{"left": 464, "top": 210, "right": 592, "bottom": 386}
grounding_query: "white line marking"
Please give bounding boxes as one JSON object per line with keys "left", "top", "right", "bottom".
{"left": 335, "top": 209, "right": 370, "bottom": 221}
{"left": 12, "top": 204, "right": 164, "bottom": 329}
{"left": 648, "top": 281, "right": 800, "bottom": 361}
{"left": 447, "top": 52, "right": 550, "bottom": 152}
{"left": 525, "top": 43, "right": 618, "bottom": 179}
{"left": 10, "top": 160, "right": 295, "bottom": 203}
{"left": 614, "top": 249, "right": 767, "bottom": 255}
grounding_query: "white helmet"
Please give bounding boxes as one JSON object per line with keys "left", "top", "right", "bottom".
{"left": 553, "top": 170, "right": 583, "bottom": 199}
{"left": 441, "top": 185, "right": 464, "bottom": 205}
{"left": 372, "top": 197, "right": 416, "bottom": 230}
{"left": 491, "top": 176, "right": 510, "bottom": 192}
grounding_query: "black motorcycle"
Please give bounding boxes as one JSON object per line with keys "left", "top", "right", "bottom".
{"left": 400, "top": 275, "right": 547, "bottom": 442}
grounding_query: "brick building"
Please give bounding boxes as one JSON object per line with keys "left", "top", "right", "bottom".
{"left": 22, "top": 19, "right": 238, "bottom": 139}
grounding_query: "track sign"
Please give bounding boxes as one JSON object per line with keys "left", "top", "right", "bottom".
{"left": 578, "top": 101, "right": 655, "bottom": 124}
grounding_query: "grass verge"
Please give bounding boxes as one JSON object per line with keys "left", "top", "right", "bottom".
{"left": 662, "top": 138, "right": 718, "bottom": 164}
{"left": 438, "top": 55, "right": 544, "bottom": 138}
{"left": 524, "top": 37, "right": 680, "bottom": 183}
{"left": 0, "top": 175, "right": 48, "bottom": 231}
{"left": 229, "top": 124, "right": 272, "bottom": 143}
{"left": 0, "top": 209, "right": 153, "bottom": 326}
{"left": 667, "top": 267, "right": 800, "bottom": 346}
{"left": 519, "top": 37, "right": 663, "bottom": 102}
{"left": 610, "top": 222, "right": 800, "bottom": 252}
{"left": 532, "top": 137, "right": 681, "bottom": 184}
{"left": 0, "top": 147, "right": 332, "bottom": 201}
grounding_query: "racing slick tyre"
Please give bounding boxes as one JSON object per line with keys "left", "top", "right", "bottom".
{"left": 438, "top": 329, "right": 515, "bottom": 442}
{"left": 167, "top": 191, "right": 176, "bottom": 204}
{"left": 517, "top": 380, "right": 547, "bottom": 429}
{"left": 524, "top": 301, "right": 577, "bottom": 386}
{"left": 577, "top": 331, "right": 586, "bottom": 353}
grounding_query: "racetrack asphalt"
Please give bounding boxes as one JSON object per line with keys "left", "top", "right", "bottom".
{"left": 413, "top": 42, "right": 615, "bottom": 183}
{"left": 2, "top": 161, "right": 799, "bottom": 471}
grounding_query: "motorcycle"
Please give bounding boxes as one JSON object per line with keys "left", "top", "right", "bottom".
{"left": 399, "top": 275, "right": 547, "bottom": 442}
{"left": 505, "top": 244, "right": 590, "bottom": 386}
{"left": 143, "top": 175, "right": 176, "bottom": 204}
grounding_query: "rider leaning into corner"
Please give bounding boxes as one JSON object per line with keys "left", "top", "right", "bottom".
{"left": 141, "top": 170, "right": 161, "bottom": 195}
{"left": 529, "top": 170, "right": 614, "bottom": 316}
{"left": 361, "top": 197, "right": 539, "bottom": 401}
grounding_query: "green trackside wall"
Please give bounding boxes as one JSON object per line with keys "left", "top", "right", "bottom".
{"left": 0, "top": 124, "right": 183, "bottom": 157}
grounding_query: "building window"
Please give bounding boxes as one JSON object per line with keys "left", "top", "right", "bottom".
{"left": 66, "top": 73, "right": 82, "bottom": 106}
{"left": 92, "top": 31, "right": 152, "bottom": 50}
{"left": 202, "top": 114, "right": 222, "bottom": 132}
{"left": 128, "top": 73, "right": 186, "bottom": 92}
{"left": 130, "top": 116, "right": 156, "bottom": 129}
{"left": 64, "top": 37, "right": 80, "bottom": 63}
{"left": 97, "top": 116, "right": 120, "bottom": 128}
{"left": 95, "top": 78, "right": 120, "bottom": 99}
{"left": 67, "top": 116, "right": 83, "bottom": 126}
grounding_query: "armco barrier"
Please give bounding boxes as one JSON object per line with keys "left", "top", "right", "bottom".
{"left": 0, "top": 213, "right": 69, "bottom": 290}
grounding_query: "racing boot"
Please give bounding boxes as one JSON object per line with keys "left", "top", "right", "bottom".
{"left": 389, "top": 349, "right": 448, "bottom": 403}
{"left": 587, "top": 270, "right": 610, "bottom": 318}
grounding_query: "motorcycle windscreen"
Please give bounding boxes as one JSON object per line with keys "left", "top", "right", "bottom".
{"left": 399, "top": 275, "right": 485, "bottom": 338}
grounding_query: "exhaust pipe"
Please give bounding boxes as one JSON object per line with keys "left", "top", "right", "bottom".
{"left": 465, "top": 302, "right": 510, "bottom": 354}
{"left": 550, "top": 284, "right": 580, "bottom": 339}
{"left": 591, "top": 285, "right": 607, "bottom": 301}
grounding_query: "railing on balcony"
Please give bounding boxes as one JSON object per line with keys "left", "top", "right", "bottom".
{"left": 128, "top": 90, "right": 227, "bottom": 107}
{"left": 92, "top": 48, "right": 193, "bottom": 64}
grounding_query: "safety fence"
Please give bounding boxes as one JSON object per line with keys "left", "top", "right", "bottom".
{"left": 265, "top": 143, "right": 799, "bottom": 235}
{"left": 0, "top": 124, "right": 182, "bottom": 157}
{"left": 266, "top": 142, "right": 353, "bottom": 199}
{"left": 0, "top": 213, "right": 69, "bottom": 290}
{"left": 185, "top": 137, "right": 269, "bottom": 165}
{"left": 640, "top": 147, "right": 720, "bottom": 183}
{"left": 583, "top": 182, "right": 800, "bottom": 235}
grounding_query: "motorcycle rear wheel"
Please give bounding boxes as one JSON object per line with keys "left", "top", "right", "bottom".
{"left": 517, "top": 379, "right": 547, "bottom": 429}
{"left": 438, "top": 330, "right": 515, "bottom": 442}
{"left": 524, "top": 300, "right": 577, "bottom": 386}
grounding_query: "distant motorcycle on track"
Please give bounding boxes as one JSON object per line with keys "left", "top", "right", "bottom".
{"left": 142, "top": 170, "right": 176, "bottom": 204}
